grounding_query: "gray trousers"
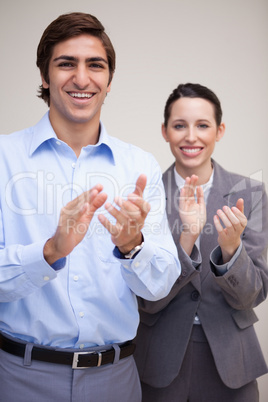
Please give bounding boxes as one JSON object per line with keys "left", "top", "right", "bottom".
{"left": 141, "top": 325, "right": 259, "bottom": 402}
{"left": 0, "top": 343, "right": 141, "bottom": 402}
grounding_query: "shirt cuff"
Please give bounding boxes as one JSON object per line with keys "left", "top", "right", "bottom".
{"left": 51, "top": 257, "right": 66, "bottom": 271}
{"left": 21, "top": 240, "right": 64, "bottom": 286}
{"left": 210, "top": 243, "right": 243, "bottom": 275}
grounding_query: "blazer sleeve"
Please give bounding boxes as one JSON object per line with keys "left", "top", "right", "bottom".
{"left": 138, "top": 243, "right": 201, "bottom": 314}
{"left": 211, "top": 182, "right": 268, "bottom": 310}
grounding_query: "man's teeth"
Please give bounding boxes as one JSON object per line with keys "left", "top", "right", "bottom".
{"left": 181, "top": 148, "right": 202, "bottom": 153}
{"left": 69, "top": 93, "right": 93, "bottom": 98}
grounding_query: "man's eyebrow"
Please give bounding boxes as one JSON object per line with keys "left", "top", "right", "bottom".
{"left": 52, "top": 55, "right": 108, "bottom": 64}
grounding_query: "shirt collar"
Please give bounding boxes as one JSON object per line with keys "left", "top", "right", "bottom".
{"left": 29, "top": 112, "right": 57, "bottom": 155}
{"left": 174, "top": 165, "right": 214, "bottom": 195}
{"left": 29, "top": 112, "right": 115, "bottom": 164}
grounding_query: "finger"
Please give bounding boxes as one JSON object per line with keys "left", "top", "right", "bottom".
{"left": 184, "top": 175, "right": 198, "bottom": 198}
{"left": 63, "top": 185, "right": 104, "bottom": 214}
{"left": 98, "top": 214, "right": 120, "bottom": 236}
{"left": 189, "top": 175, "right": 198, "bottom": 187}
{"left": 133, "top": 174, "right": 147, "bottom": 196}
{"left": 126, "top": 194, "right": 151, "bottom": 215}
{"left": 68, "top": 193, "right": 108, "bottom": 230}
{"left": 222, "top": 205, "right": 247, "bottom": 230}
{"left": 196, "top": 186, "right": 205, "bottom": 204}
{"left": 62, "top": 194, "right": 91, "bottom": 217}
{"left": 235, "top": 198, "right": 244, "bottom": 213}
{"left": 104, "top": 201, "right": 136, "bottom": 231}
{"left": 82, "top": 184, "right": 104, "bottom": 205}
{"left": 116, "top": 198, "right": 140, "bottom": 218}
{"left": 183, "top": 177, "right": 194, "bottom": 198}
{"left": 230, "top": 206, "right": 247, "bottom": 229}
{"left": 88, "top": 192, "right": 108, "bottom": 214}
{"left": 213, "top": 214, "right": 225, "bottom": 234}
{"left": 111, "top": 198, "right": 146, "bottom": 225}
{"left": 216, "top": 208, "right": 235, "bottom": 229}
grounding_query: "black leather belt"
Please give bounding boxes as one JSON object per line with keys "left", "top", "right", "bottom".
{"left": 0, "top": 333, "right": 135, "bottom": 369}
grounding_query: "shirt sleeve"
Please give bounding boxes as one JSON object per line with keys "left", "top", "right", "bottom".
{"left": 0, "top": 209, "right": 65, "bottom": 302}
{"left": 116, "top": 159, "right": 181, "bottom": 301}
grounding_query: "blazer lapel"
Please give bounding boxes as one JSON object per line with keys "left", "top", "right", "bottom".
{"left": 164, "top": 163, "right": 181, "bottom": 247}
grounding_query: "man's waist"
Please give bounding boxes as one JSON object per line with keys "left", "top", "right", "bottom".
{"left": 0, "top": 332, "right": 135, "bottom": 369}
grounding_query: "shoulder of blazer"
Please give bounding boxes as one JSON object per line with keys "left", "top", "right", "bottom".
{"left": 162, "top": 159, "right": 266, "bottom": 209}
{"left": 212, "top": 159, "right": 266, "bottom": 205}
{"left": 162, "top": 160, "right": 251, "bottom": 193}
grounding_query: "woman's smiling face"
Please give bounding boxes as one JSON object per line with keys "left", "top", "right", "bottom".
{"left": 162, "top": 97, "right": 225, "bottom": 182}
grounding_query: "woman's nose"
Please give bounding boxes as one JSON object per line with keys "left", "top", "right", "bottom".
{"left": 185, "top": 127, "right": 197, "bottom": 142}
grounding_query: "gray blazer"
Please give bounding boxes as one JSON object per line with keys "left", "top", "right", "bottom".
{"left": 134, "top": 160, "right": 268, "bottom": 389}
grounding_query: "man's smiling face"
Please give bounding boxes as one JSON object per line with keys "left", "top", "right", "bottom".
{"left": 42, "top": 34, "right": 111, "bottom": 128}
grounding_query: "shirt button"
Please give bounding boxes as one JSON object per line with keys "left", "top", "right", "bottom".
{"left": 134, "top": 261, "right": 140, "bottom": 267}
{"left": 80, "top": 344, "right": 85, "bottom": 349}
{"left": 43, "top": 276, "right": 50, "bottom": 281}
{"left": 79, "top": 312, "right": 85, "bottom": 318}
{"left": 72, "top": 162, "right": 76, "bottom": 168}
{"left": 73, "top": 275, "right": 79, "bottom": 281}
{"left": 56, "top": 141, "right": 61, "bottom": 146}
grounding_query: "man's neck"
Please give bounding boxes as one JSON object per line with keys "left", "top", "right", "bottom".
{"left": 48, "top": 112, "right": 101, "bottom": 157}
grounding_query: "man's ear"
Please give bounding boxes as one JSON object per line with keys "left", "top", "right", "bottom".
{"left": 216, "top": 122, "right": 225, "bottom": 142}
{"left": 41, "top": 74, "right": 49, "bottom": 89}
{"left": 107, "top": 80, "right": 112, "bottom": 93}
{"left": 106, "top": 74, "right": 113, "bottom": 94}
{"left": 161, "top": 123, "right": 169, "bottom": 142}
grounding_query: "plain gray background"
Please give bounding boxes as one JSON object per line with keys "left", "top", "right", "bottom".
{"left": 1, "top": 0, "right": 268, "bottom": 400}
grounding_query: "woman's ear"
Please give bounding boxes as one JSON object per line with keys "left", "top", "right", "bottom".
{"left": 216, "top": 122, "right": 225, "bottom": 142}
{"left": 161, "top": 123, "right": 169, "bottom": 142}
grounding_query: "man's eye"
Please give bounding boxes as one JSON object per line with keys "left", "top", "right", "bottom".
{"left": 59, "top": 62, "right": 74, "bottom": 67}
{"left": 90, "top": 63, "right": 104, "bottom": 69}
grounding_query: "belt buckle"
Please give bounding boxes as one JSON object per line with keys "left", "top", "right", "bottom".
{"left": 72, "top": 350, "right": 102, "bottom": 369}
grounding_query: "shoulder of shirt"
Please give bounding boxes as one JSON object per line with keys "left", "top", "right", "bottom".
{"left": 104, "top": 130, "right": 160, "bottom": 168}
{"left": 0, "top": 126, "right": 34, "bottom": 152}
{"left": 107, "top": 133, "right": 152, "bottom": 155}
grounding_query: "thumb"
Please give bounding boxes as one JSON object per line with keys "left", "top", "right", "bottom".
{"left": 133, "top": 174, "right": 147, "bottom": 196}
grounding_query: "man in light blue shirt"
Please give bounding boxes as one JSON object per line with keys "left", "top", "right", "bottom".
{"left": 0, "top": 12, "right": 180, "bottom": 402}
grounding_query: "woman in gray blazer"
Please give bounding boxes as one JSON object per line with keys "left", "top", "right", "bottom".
{"left": 134, "top": 83, "right": 268, "bottom": 401}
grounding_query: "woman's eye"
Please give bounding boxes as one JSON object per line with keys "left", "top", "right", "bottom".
{"left": 174, "top": 124, "right": 185, "bottom": 129}
{"left": 198, "top": 124, "right": 208, "bottom": 129}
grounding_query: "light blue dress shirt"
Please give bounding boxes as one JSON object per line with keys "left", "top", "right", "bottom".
{"left": 0, "top": 113, "right": 181, "bottom": 349}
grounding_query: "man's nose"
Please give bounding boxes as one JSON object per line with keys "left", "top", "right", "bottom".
{"left": 73, "top": 66, "right": 90, "bottom": 89}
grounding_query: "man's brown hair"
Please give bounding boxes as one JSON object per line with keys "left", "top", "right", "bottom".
{"left": 36, "top": 12, "right": 116, "bottom": 105}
